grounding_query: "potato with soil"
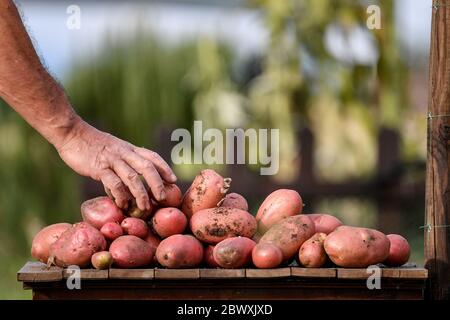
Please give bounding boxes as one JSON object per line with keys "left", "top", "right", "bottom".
{"left": 181, "top": 169, "right": 231, "bottom": 218}
{"left": 298, "top": 233, "right": 327, "bottom": 268}
{"left": 100, "top": 222, "right": 123, "bottom": 241}
{"left": 156, "top": 234, "right": 204, "bottom": 268}
{"left": 324, "top": 226, "right": 390, "bottom": 268}
{"left": 213, "top": 237, "right": 256, "bottom": 269}
{"left": 49, "top": 222, "right": 107, "bottom": 267}
{"left": 151, "top": 207, "right": 187, "bottom": 238}
{"left": 31, "top": 223, "right": 72, "bottom": 263}
{"left": 252, "top": 243, "right": 283, "bottom": 269}
{"left": 220, "top": 193, "right": 248, "bottom": 211}
{"left": 157, "top": 183, "right": 183, "bottom": 208}
{"left": 383, "top": 234, "right": 410, "bottom": 266}
{"left": 259, "top": 215, "right": 315, "bottom": 261}
{"left": 81, "top": 196, "right": 125, "bottom": 229}
{"left": 91, "top": 251, "right": 113, "bottom": 270}
{"left": 109, "top": 235, "right": 155, "bottom": 268}
{"left": 121, "top": 217, "right": 149, "bottom": 239}
{"left": 307, "top": 213, "right": 343, "bottom": 235}
{"left": 256, "top": 189, "right": 303, "bottom": 234}
{"left": 190, "top": 207, "right": 257, "bottom": 244}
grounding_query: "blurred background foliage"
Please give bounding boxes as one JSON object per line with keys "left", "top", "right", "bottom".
{"left": 0, "top": 0, "right": 428, "bottom": 299}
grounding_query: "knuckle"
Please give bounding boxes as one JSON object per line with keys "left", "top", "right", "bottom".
{"left": 127, "top": 171, "right": 140, "bottom": 183}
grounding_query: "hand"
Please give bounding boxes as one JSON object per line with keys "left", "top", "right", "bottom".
{"left": 55, "top": 119, "right": 177, "bottom": 211}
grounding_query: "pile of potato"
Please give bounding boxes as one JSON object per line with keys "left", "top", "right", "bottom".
{"left": 31, "top": 169, "right": 411, "bottom": 270}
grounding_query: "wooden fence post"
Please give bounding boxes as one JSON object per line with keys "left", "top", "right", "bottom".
{"left": 424, "top": 0, "right": 450, "bottom": 300}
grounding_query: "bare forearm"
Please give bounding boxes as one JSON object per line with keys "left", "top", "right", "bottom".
{"left": 0, "top": 0, "right": 79, "bottom": 148}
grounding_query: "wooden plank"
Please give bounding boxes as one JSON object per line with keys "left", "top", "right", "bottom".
{"left": 200, "top": 269, "right": 245, "bottom": 279}
{"left": 17, "top": 262, "right": 62, "bottom": 282}
{"left": 246, "top": 268, "right": 290, "bottom": 278}
{"left": 109, "top": 269, "right": 154, "bottom": 280}
{"left": 291, "top": 267, "right": 336, "bottom": 278}
{"left": 154, "top": 268, "right": 199, "bottom": 279}
{"left": 399, "top": 268, "right": 428, "bottom": 279}
{"left": 337, "top": 269, "right": 371, "bottom": 280}
{"left": 425, "top": 0, "right": 450, "bottom": 300}
{"left": 62, "top": 268, "right": 108, "bottom": 280}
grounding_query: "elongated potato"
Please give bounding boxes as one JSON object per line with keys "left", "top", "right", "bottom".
{"left": 190, "top": 207, "right": 257, "bottom": 244}
{"left": 181, "top": 169, "right": 231, "bottom": 218}
{"left": 383, "top": 234, "right": 410, "bottom": 266}
{"left": 307, "top": 213, "right": 343, "bottom": 235}
{"left": 31, "top": 223, "right": 72, "bottom": 264}
{"left": 220, "top": 193, "right": 248, "bottom": 211}
{"left": 256, "top": 189, "right": 303, "bottom": 233}
{"left": 151, "top": 207, "right": 187, "bottom": 238}
{"left": 324, "top": 226, "right": 390, "bottom": 268}
{"left": 213, "top": 237, "right": 256, "bottom": 269}
{"left": 299, "top": 233, "right": 327, "bottom": 268}
{"left": 156, "top": 234, "right": 204, "bottom": 268}
{"left": 81, "top": 196, "right": 125, "bottom": 229}
{"left": 259, "top": 215, "right": 315, "bottom": 261}
{"left": 109, "top": 235, "right": 154, "bottom": 268}
{"left": 252, "top": 243, "right": 283, "bottom": 269}
{"left": 49, "top": 222, "right": 107, "bottom": 267}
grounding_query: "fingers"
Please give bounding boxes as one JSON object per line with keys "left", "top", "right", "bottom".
{"left": 123, "top": 151, "right": 166, "bottom": 202}
{"left": 113, "top": 160, "right": 152, "bottom": 211}
{"left": 134, "top": 147, "right": 177, "bottom": 183}
{"left": 100, "top": 169, "right": 132, "bottom": 209}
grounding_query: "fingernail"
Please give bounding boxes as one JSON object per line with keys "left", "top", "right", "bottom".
{"left": 170, "top": 174, "right": 177, "bottom": 182}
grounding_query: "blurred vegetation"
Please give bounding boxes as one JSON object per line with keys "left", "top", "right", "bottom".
{"left": 0, "top": 0, "right": 427, "bottom": 299}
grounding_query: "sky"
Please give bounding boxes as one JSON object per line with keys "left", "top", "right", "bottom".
{"left": 15, "top": 0, "right": 432, "bottom": 80}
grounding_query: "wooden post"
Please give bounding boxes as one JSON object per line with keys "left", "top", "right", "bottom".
{"left": 424, "top": 0, "right": 450, "bottom": 300}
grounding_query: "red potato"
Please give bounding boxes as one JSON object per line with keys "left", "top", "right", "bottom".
{"left": 299, "top": 233, "right": 327, "bottom": 268}
{"left": 307, "top": 213, "right": 343, "bottom": 235}
{"left": 220, "top": 193, "right": 248, "bottom": 211}
{"left": 252, "top": 243, "right": 283, "bottom": 269}
{"left": 204, "top": 245, "right": 220, "bottom": 268}
{"left": 324, "top": 226, "right": 390, "bottom": 268}
{"left": 100, "top": 222, "right": 123, "bottom": 241}
{"left": 181, "top": 169, "right": 231, "bottom": 218}
{"left": 31, "top": 223, "right": 72, "bottom": 263}
{"left": 151, "top": 207, "right": 187, "bottom": 238}
{"left": 259, "top": 215, "right": 315, "bottom": 261}
{"left": 91, "top": 251, "right": 113, "bottom": 270}
{"left": 109, "top": 235, "right": 155, "bottom": 268}
{"left": 213, "top": 237, "right": 256, "bottom": 269}
{"left": 157, "top": 183, "right": 183, "bottom": 208}
{"left": 81, "top": 196, "right": 125, "bottom": 229}
{"left": 190, "top": 207, "right": 257, "bottom": 244}
{"left": 256, "top": 189, "right": 303, "bottom": 234}
{"left": 156, "top": 235, "right": 204, "bottom": 268}
{"left": 144, "top": 231, "right": 161, "bottom": 265}
{"left": 121, "top": 217, "right": 149, "bottom": 239}
{"left": 383, "top": 234, "right": 410, "bottom": 266}
{"left": 49, "top": 222, "right": 107, "bottom": 268}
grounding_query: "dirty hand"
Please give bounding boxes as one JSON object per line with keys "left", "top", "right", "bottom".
{"left": 55, "top": 119, "right": 177, "bottom": 211}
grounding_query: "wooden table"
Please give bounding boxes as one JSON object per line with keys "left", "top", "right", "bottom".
{"left": 17, "top": 261, "right": 428, "bottom": 300}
